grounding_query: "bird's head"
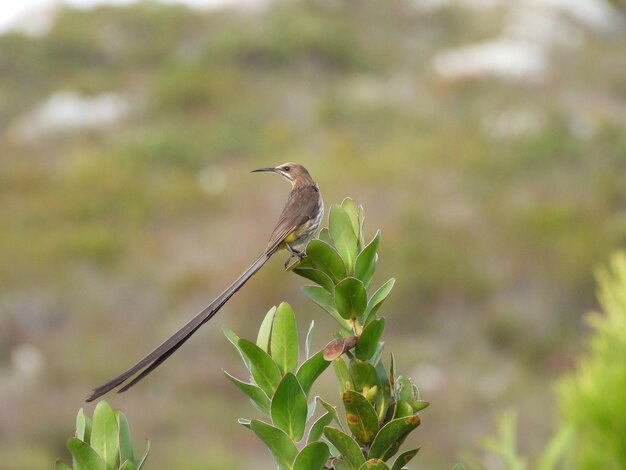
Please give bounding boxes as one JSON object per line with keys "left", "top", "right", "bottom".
{"left": 252, "top": 163, "right": 314, "bottom": 187}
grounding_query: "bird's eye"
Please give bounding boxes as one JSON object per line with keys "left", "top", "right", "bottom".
{"left": 283, "top": 166, "right": 290, "bottom": 172}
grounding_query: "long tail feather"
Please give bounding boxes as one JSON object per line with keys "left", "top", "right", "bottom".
{"left": 86, "top": 251, "right": 272, "bottom": 402}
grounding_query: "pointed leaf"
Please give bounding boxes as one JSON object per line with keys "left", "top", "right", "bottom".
{"left": 396, "top": 376, "right": 412, "bottom": 402}
{"left": 257, "top": 306, "right": 277, "bottom": 353}
{"left": 67, "top": 437, "right": 105, "bottom": 470}
{"left": 368, "top": 415, "right": 421, "bottom": 461}
{"left": 390, "top": 448, "right": 420, "bottom": 470}
{"left": 90, "top": 401, "right": 119, "bottom": 470}
{"left": 335, "top": 278, "right": 367, "bottom": 320}
{"left": 359, "top": 460, "right": 391, "bottom": 470}
{"left": 306, "top": 239, "right": 347, "bottom": 283}
{"left": 224, "top": 370, "right": 271, "bottom": 415}
{"left": 271, "top": 373, "right": 308, "bottom": 442}
{"left": 293, "top": 441, "right": 330, "bottom": 470}
{"left": 134, "top": 440, "right": 149, "bottom": 470}
{"left": 297, "top": 350, "right": 331, "bottom": 396}
{"left": 55, "top": 460, "right": 71, "bottom": 470}
{"left": 356, "top": 318, "right": 386, "bottom": 361}
{"left": 305, "top": 320, "right": 315, "bottom": 359}
{"left": 411, "top": 401, "right": 429, "bottom": 413}
{"left": 238, "top": 339, "right": 282, "bottom": 396}
{"left": 271, "top": 302, "right": 299, "bottom": 375}
{"left": 303, "top": 285, "right": 351, "bottom": 329}
{"left": 333, "top": 357, "right": 354, "bottom": 393}
{"left": 115, "top": 410, "right": 133, "bottom": 465}
{"left": 238, "top": 418, "right": 252, "bottom": 429}
{"left": 355, "top": 231, "right": 381, "bottom": 287}
{"left": 342, "top": 390, "right": 379, "bottom": 445}
{"left": 363, "top": 279, "right": 395, "bottom": 324}
{"left": 308, "top": 412, "right": 333, "bottom": 444}
{"left": 119, "top": 461, "right": 135, "bottom": 470}
{"left": 323, "top": 427, "right": 366, "bottom": 469}
{"left": 293, "top": 267, "right": 335, "bottom": 292}
{"left": 316, "top": 397, "right": 346, "bottom": 432}
{"left": 250, "top": 420, "right": 298, "bottom": 470}
{"left": 76, "top": 408, "right": 91, "bottom": 443}
{"left": 330, "top": 204, "right": 359, "bottom": 273}
{"left": 223, "top": 326, "right": 250, "bottom": 368}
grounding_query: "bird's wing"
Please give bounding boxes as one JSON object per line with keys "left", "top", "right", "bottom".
{"left": 265, "top": 186, "right": 320, "bottom": 253}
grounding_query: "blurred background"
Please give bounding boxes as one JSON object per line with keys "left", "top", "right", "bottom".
{"left": 1, "top": 0, "right": 625, "bottom": 468}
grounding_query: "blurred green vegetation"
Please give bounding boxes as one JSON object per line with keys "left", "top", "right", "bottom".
{"left": 0, "top": 0, "right": 625, "bottom": 468}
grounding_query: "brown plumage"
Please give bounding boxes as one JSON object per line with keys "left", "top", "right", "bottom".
{"left": 86, "top": 163, "right": 322, "bottom": 401}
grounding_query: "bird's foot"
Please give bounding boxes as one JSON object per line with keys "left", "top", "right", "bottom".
{"left": 284, "top": 249, "right": 306, "bottom": 270}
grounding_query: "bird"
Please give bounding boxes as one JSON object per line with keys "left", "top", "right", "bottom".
{"left": 86, "top": 163, "right": 323, "bottom": 402}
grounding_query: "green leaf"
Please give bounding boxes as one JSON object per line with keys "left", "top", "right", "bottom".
{"left": 90, "top": 401, "right": 119, "bottom": 470}
{"left": 316, "top": 397, "right": 346, "bottom": 432}
{"left": 330, "top": 204, "right": 359, "bottom": 273}
{"left": 394, "top": 401, "right": 414, "bottom": 420}
{"left": 308, "top": 412, "right": 333, "bottom": 444}
{"left": 323, "top": 427, "right": 366, "bottom": 470}
{"left": 357, "top": 204, "right": 366, "bottom": 250}
{"left": 411, "top": 401, "right": 429, "bottom": 413}
{"left": 355, "top": 231, "right": 381, "bottom": 287}
{"left": 333, "top": 458, "right": 353, "bottom": 470}
{"left": 335, "top": 277, "right": 367, "bottom": 320}
{"left": 342, "top": 390, "right": 379, "bottom": 445}
{"left": 297, "top": 350, "right": 331, "bottom": 396}
{"left": 115, "top": 410, "right": 133, "bottom": 465}
{"left": 350, "top": 360, "right": 379, "bottom": 391}
{"left": 271, "top": 373, "right": 308, "bottom": 442}
{"left": 119, "top": 460, "right": 135, "bottom": 470}
{"left": 363, "top": 279, "right": 395, "bottom": 324}
{"left": 358, "top": 460, "right": 391, "bottom": 470}
{"left": 67, "top": 438, "right": 105, "bottom": 470}
{"left": 303, "top": 285, "right": 351, "bottom": 329}
{"left": 305, "top": 320, "right": 315, "bottom": 359}
{"left": 341, "top": 198, "right": 360, "bottom": 237}
{"left": 333, "top": 357, "right": 354, "bottom": 393}
{"left": 396, "top": 376, "right": 412, "bottom": 402}
{"left": 293, "top": 267, "right": 335, "bottom": 292}
{"left": 76, "top": 408, "right": 92, "bottom": 443}
{"left": 319, "top": 228, "right": 334, "bottom": 246}
{"left": 368, "top": 415, "right": 421, "bottom": 461}
{"left": 452, "top": 464, "right": 465, "bottom": 470}
{"left": 223, "top": 326, "right": 250, "bottom": 369}
{"left": 134, "top": 440, "right": 149, "bottom": 470}
{"left": 356, "top": 318, "right": 386, "bottom": 361}
{"left": 271, "top": 302, "right": 299, "bottom": 375}
{"left": 375, "top": 362, "right": 392, "bottom": 423}
{"left": 238, "top": 339, "right": 282, "bottom": 397}
{"left": 293, "top": 441, "right": 330, "bottom": 470}
{"left": 257, "top": 306, "right": 277, "bottom": 353}
{"left": 250, "top": 420, "right": 298, "bottom": 470}
{"left": 55, "top": 460, "right": 71, "bottom": 470}
{"left": 390, "top": 449, "right": 420, "bottom": 470}
{"left": 306, "top": 239, "right": 347, "bottom": 283}
{"left": 224, "top": 370, "right": 271, "bottom": 415}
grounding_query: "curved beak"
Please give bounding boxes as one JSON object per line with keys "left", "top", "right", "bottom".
{"left": 251, "top": 167, "right": 276, "bottom": 173}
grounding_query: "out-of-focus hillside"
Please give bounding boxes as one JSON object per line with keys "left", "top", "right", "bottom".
{"left": 0, "top": 1, "right": 625, "bottom": 468}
